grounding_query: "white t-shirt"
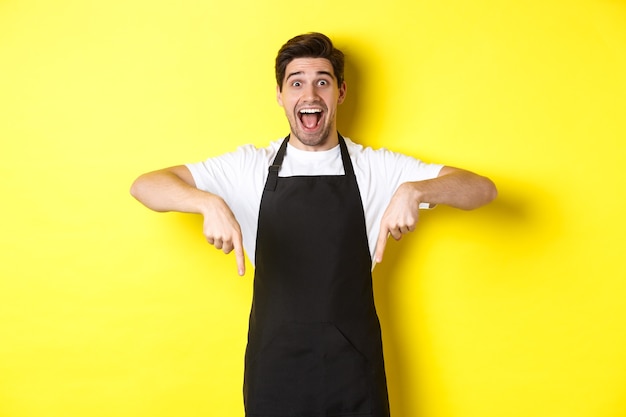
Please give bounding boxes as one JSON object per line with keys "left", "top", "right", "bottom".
{"left": 186, "top": 137, "right": 443, "bottom": 266}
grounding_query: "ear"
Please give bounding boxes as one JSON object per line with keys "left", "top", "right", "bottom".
{"left": 276, "top": 85, "right": 284, "bottom": 107}
{"left": 337, "top": 81, "right": 347, "bottom": 105}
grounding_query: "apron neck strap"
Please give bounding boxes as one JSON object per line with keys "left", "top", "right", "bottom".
{"left": 265, "top": 134, "right": 290, "bottom": 192}
{"left": 264, "top": 133, "right": 351, "bottom": 192}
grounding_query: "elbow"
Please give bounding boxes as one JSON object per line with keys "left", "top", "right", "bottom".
{"left": 129, "top": 177, "right": 141, "bottom": 200}
{"left": 461, "top": 176, "right": 497, "bottom": 210}
{"left": 485, "top": 177, "right": 498, "bottom": 203}
{"left": 476, "top": 177, "right": 497, "bottom": 208}
{"left": 129, "top": 175, "right": 166, "bottom": 212}
{"left": 129, "top": 175, "right": 148, "bottom": 202}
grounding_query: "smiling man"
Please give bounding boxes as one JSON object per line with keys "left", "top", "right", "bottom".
{"left": 278, "top": 57, "right": 346, "bottom": 150}
{"left": 130, "top": 33, "right": 497, "bottom": 417}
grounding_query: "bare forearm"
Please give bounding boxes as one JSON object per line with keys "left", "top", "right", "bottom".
{"left": 408, "top": 166, "right": 497, "bottom": 210}
{"left": 130, "top": 166, "right": 215, "bottom": 214}
{"left": 130, "top": 165, "right": 246, "bottom": 275}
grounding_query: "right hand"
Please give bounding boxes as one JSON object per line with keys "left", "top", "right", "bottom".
{"left": 374, "top": 182, "right": 421, "bottom": 264}
{"left": 202, "top": 195, "right": 245, "bottom": 276}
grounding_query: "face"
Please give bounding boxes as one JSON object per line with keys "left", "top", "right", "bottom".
{"left": 277, "top": 58, "right": 347, "bottom": 151}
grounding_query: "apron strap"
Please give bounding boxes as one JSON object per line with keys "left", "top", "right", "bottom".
{"left": 265, "top": 135, "right": 290, "bottom": 192}
{"left": 337, "top": 133, "right": 354, "bottom": 177}
{"left": 264, "top": 133, "right": 351, "bottom": 191}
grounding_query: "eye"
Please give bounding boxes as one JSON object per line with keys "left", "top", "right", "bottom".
{"left": 292, "top": 81, "right": 302, "bottom": 87}
{"left": 318, "top": 80, "right": 328, "bottom": 86}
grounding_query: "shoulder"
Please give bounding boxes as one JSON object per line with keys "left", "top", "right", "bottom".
{"left": 191, "top": 138, "right": 283, "bottom": 168}
{"left": 185, "top": 138, "right": 285, "bottom": 188}
{"left": 344, "top": 137, "right": 408, "bottom": 167}
{"left": 223, "top": 138, "right": 283, "bottom": 162}
{"left": 344, "top": 137, "right": 443, "bottom": 180}
{"left": 344, "top": 137, "right": 404, "bottom": 159}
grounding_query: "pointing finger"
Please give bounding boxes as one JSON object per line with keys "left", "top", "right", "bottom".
{"left": 374, "top": 228, "right": 390, "bottom": 264}
{"left": 233, "top": 234, "right": 245, "bottom": 276}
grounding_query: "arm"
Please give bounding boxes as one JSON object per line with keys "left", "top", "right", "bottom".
{"left": 374, "top": 166, "right": 497, "bottom": 263}
{"left": 403, "top": 166, "right": 497, "bottom": 211}
{"left": 130, "top": 165, "right": 246, "bottom": 275}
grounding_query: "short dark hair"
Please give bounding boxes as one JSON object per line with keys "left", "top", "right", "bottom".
{"left": 275, "top": 32, "right": 345, "bottom": 91}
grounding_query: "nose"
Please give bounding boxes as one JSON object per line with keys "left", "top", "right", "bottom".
{"left": 303, "top": 83, "right": 320, "bottom": 101}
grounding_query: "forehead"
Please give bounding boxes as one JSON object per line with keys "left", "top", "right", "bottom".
{"left": 284, "top": 57, "right": 335, "bottom": 80}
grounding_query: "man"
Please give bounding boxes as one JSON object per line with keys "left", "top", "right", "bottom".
{"left": 131, "top": 33, "right": 496, "bottom": 417}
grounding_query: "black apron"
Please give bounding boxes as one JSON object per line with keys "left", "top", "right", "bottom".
{"left": 244, "top": 135, "right": 390, "bottom": 417}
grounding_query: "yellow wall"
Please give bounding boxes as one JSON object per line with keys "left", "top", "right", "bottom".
{"left": 1, "top": 0, "right": 625, "bottom": 416}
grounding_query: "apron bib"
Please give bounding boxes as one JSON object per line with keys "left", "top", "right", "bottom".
{"left": 244, "top": 135, "right": 390, "bottom": 417}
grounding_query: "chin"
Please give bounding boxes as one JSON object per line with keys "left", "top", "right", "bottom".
{"left": 292, "top": 126, "right": 334, "bottom": 148}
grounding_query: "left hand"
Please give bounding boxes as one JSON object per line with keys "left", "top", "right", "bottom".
{"left": 374, "top": 183, "right": 421, "bottom": 264}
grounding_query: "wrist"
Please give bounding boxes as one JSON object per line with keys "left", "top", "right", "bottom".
{"left": 403, "top": 181, "right": 435, "bottom": 209}
{"left": 197, "top": 192, "right": 226, "bottom": 217}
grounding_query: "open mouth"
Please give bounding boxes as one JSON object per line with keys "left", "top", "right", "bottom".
{"left": 298, "top": 108, "right": 323, "bottom": 130}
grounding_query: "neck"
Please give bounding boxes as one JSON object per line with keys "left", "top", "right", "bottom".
{"left": 289, "top": 130, "right": 340, "bottom": 152}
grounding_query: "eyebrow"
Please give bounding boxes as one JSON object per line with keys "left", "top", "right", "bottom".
{"left": 286, "top": 70, "right": 335, "bottom": 81}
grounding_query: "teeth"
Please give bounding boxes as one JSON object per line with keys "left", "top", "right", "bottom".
{"left": 299, "top": 108, "right": 322, "bottom": 114}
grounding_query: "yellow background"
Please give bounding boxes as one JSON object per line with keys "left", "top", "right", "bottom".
{"left": 1, "top": 0, "right": 625, "bottom": 416}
